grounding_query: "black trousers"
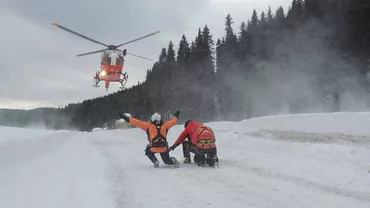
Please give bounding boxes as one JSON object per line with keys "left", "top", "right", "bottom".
{"left": 144, "top": 145, "right": 174, "bottom": 165}
{"left": 182, "top": 140, "right": 218, "bottom": 166}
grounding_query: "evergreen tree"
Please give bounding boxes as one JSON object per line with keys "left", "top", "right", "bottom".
{"left": 267, "top": 6, "right": 273, "bottom": 23}
{"left": 159, "top": 48, "right": 167, "bottom": 63}
{"left": 250, "top": 9, "right": 259, "bottom": 28}
{"left": 167, "top": 41, "right": 176, "bottom": 63}
{"left": 346, "top": 0, "right": 370, "bottom": 55}
{"left": 225, "top": 14, "right": 235, "bottom": 41}
{"left": 177, "top": 34, "right": 191, "bottom": 65}
{"left": 303, "top": 0, "right": 324, "bottom": 19}
{"left": 260, "top": 11, "right": 267, "bottom": 26}
{"left": 237, "top": 21, "right": 253, "bottom": 60}
{"left": 275, "top": 6, "right": 286, "bottom": 25}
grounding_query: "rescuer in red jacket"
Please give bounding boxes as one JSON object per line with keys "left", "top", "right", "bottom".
{"left": 170, "top": 120, "right": 219, "bottom": 167}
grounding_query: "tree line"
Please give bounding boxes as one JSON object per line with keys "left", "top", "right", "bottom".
{"left": 2, "top": 0, "right": 369, "bottom": 131}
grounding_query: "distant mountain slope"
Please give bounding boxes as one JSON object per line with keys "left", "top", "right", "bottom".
{"left": 0, "top": 108, "right": 71, "bottom": 130}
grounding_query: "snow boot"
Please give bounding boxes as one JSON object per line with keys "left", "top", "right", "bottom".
{"left": 153, "top": 160, "right": 159, "bottom": 168}
{"left": 206, "top": 155, "right": 219, "bottom": 168}
{"left": 212, "top": 156, "right": 219, "bottom": 168}
{"left": 197, "top": 158, "right": 206, "bottom": 167}
{"left": 183, "top": 157, "right": 191, "bottom": 164}
{"left": 170, "top": 157, "right": 180, "bottom": 168}
{"left": 198, "top": 161, "right": 205, "bottom": 167}
{"left": 194, "top": 154, "right": 202, "bottom": 164}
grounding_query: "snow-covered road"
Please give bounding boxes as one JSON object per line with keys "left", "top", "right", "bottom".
{"left": 1, "top": 112, "right": 370, "bottom": 208}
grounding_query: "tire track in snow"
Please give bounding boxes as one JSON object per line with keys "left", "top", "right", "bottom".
{"left": 92, "top": 136, "right": 148, "bottom": 208}
{"left": 99, "top": 145, "right": 135, "bottom": 208}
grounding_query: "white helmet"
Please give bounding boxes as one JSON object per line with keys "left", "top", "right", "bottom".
{"left": 151, "top": 113, "right": 162, "bottom": 124}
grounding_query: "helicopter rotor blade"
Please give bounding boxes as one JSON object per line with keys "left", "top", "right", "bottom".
{"left": 76, "top": 49, "right": 106, "bottom": 57}
{"left": 126, "top": 52, "right": 153, "bottom": 61}
{"left": 52, "top": 23, "right": 109, "bottom": 48}
{"left": 116, "top": 31, "right": 160, "bottom": 48}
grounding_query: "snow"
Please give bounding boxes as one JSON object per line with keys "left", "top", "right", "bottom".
{"left": 1, "top": 112, "right": 370, "bottom": 208}
{"left": 115, "top": 118, "right": 127, "bottom": 123}
{"left": 0, "top": 126, "right": 58, "bottom": 144}
{"left": 92, "top": 127, "right": 106, "bottom": 131}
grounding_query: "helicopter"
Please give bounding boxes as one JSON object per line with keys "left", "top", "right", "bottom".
{"left": 51, "top": 23, "right": 159, "bottom": 91}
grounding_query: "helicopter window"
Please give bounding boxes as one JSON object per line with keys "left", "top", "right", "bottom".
{"left": 101, "top": 56, "right": 110, "bottom": 65}
{"left": 116, "top": 58, "right": 123, "bottom": 65}
{"left": 101, "top": 56, "right": 123, "bottom": 65}
{"left": 102, "top": 50, "right": 114, "bottom": 57}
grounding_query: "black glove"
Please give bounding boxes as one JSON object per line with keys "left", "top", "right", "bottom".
{"left": 170, "top": 143, "right": 180, "bottom": 151}
{"left": 118, "top": 113, "right": 130, "bottom": 122}
{"left": 174, "top": 110, "right": 180, "bottom": 118}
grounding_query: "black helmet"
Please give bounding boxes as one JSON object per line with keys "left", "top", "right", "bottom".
{"left": 184, "top": 120, "right": 192, "bottom": 128}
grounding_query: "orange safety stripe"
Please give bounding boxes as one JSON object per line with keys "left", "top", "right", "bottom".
{"left": 150, "top": 146, "right": 168, "bottom": 153}
{"left": 197, "top": 126, "right": 213, "bottom": 136}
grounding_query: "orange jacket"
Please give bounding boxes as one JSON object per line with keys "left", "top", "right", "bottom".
{"left": 129, "top": 116, "right": 178, "bottom": 142}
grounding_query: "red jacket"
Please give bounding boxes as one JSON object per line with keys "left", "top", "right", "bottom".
{"left": 173, "top": 121, "right": 215, "bottom": 147}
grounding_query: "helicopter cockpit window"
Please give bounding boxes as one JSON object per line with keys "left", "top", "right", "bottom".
{"left": 116, "top": 58, "right": 123, "bottom": 65}
{"left": 101, "top": 50, "right": 112, "bottom": 57}
{"left": 101, "top": 50, "right": 124, "bottom": 65}
{"left": 101, "top": 57, "right": 110, "bottom": 65}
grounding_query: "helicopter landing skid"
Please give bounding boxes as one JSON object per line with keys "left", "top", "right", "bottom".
{"left": 119, "top": 83, "right": 127, "bottom": 90}
{"left": 119, "top": 72, "right": 128, "bottom": 90}
{"left": 93, "top": 78, "right": 100, "bottom": 88}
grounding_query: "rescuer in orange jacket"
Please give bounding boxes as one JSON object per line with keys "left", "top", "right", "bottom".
{"left": 119, "top": 111, "right": 180, "bottom": 168}
{"left": 169, "top": 120, "right": 219, "bottom": 167}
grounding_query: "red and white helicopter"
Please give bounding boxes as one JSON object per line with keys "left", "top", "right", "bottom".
{"left": 52, "top": 23, "right": 159, "bottom": 91}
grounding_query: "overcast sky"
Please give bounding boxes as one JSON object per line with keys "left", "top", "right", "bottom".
{"left": 0, "top": 0, "right": 291, "bottom": 109}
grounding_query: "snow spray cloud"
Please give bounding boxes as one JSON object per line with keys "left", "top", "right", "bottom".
{"left": 226, "top": 19, "right": 370, "bottom": 119}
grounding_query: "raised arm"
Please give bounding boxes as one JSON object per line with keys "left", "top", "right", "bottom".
{"left": 118, "top": 113, "right": 149, "bottom": 130}
{"left": 163, "top": 116, "right": 178, "bottom": 129}
{"left": 129, "top": 117, "right": 150, "bottom": 130}
{"left": 163, "top": 110, "right": 180, "bottom": 129}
